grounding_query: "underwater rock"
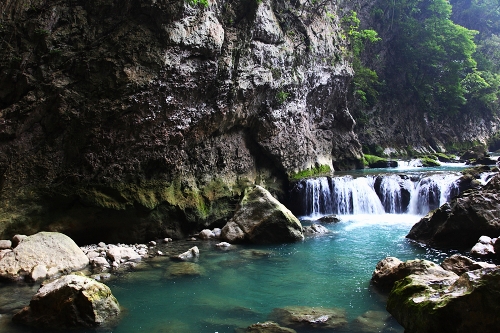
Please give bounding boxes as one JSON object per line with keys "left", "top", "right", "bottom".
{"left": 0, "top": 232, "right": 89, "bottom": 281}
{"left": 12, "top": 275, "right": 120, "bottom": 329}
{"left": 221, "top": 186, "right": 303, "bottom": 244}
{"left": 164, "top": 262, "right": 205, "bottom": 279}
{"left": 407, "top": 174, "right": 500, "bottom": 248}
{"left": 269, "top": 306, "right": 347, "bottom": 330}
{"left": 387, "top": 267, "right": 500, "bottom": 333}
{"left": 352, "top": 310, "right": 391, "bottom": 333}
{"left": 236, "top": 321, "right": 297, "bottom": 333}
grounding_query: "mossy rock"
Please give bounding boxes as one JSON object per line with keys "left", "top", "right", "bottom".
{"left": 419, "top": 156, "right": 440, "bottom": 167}
{"left": 364, "top": 154, "right": 397, "bottom": 168}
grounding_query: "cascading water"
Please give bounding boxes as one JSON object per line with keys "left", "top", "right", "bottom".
{"left": 296, "top": 173, "right": 462, "bottom": 217}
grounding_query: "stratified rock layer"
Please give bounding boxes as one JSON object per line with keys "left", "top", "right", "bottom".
{"left": 0, "top": 0, "right": 360, "bottom": 243}
{"left": 13, "top": 274, "right": 120, "bottom": 329}
{"left": 0, "top": 232, "right": 89, "bottom": 281}
{"left": 407, "top": 174, "right": 500, "bottom": 248}
{"left": 221, "top": 185, "right": 303, "bottom": 244}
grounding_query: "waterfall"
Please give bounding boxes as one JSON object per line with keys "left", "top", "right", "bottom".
{"left": 295, "top": 173, "right": 461, "bottom": 217}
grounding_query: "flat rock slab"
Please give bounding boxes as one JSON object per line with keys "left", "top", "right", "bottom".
{"left": 0, "top": 232, "right": 89, "bottom": 281}
{"left": 269, "top": 306, "right": 347, "bottom": 330}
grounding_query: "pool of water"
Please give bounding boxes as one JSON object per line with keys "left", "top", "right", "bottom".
{"left": 0, "top": 214, "right": 459, "bottom": 333}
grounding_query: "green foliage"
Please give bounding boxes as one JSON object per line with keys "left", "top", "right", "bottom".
{"left": 187, "top": 0, "right": 209, "bottom": 7}
{"left": 276, "top": 91, "right": 290, "bottom": 105}
{"left": 420, "top": 156, "right": 441, "bottom": 167}
{"left": 374, "top": 0, "right": 479, "bottom": 115}
{"left": 290, "top": 165, "right": 331, "bottom": 180}
{"left": 342, "top": 11, "right": 382, "bottom": 106}
{"left": 363, "top": 154, "right": 387, "bottom": 165}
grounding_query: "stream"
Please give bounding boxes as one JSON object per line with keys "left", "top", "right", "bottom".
{"left": 0, "top": 164, "right": 479, "bottom": 333}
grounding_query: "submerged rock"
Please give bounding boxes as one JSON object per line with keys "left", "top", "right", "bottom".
{"left": 303, "top": 224, "right": 329, "bottom": 235}
{"left": 407, "top": 173, "right": 500, "bottom": 248}
{"left": 352, "top": 310, "right": 392, "bottom": 333}
{"left": 387, "top": 267, "right": 500, "bottom": 333}
{"left": 164, "top": 262, "right": 205, "bottom": 279}
{"left": 236, "top": 321, "right": 297, "bottom": 333}
{"left": 12, "top": 275, "right": 120, "bottom": 329}
{"left": 0, "top": 232, "right": 89, "bottom": 281}
{"left": 221, "top": 186, "right": 303, "bottom": 244}
{"left": 269, "top": 306, "right": 347, "bottom": 330}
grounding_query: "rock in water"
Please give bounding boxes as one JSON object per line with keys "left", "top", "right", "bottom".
{"left": 371, "top": 257, "right": 458, "bottom": 292}
{"left": 236, "top": 321, "right": 297, "bottom": 333}
{"left": 387, "top": 267, "right": 500, "bottom": 333}
{"left": 221, "top": 186, "right": 303, "bottom": 244}
{"left": 269, "top": 306, "right": 347, "bottom": 330}
{"left": 407, "top": 173, "right": 500, "bottom": 248}
{"left": 0, "top": 232, "right": 89, "bottom": 281}
{"left": 440, "top": 254, "right": 495, "bottom": 275}
{"left": 12, "top": 275, "right": 120, "bottom": 329}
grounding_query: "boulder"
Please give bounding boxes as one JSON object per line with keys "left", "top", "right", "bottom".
{"left": 371, "top": 257, "right": 458, "bottom": 291}
{"left": 235, "top": 321, "right": 297, "bottom": 333}
{"left": 11, "top": 234, "right": 27, "bottom": 248}
{"left": 0, "top": 240, "right": 11, "bottom": 249}
{"left": 441, "top": 254, "right": 495, "bottom": 275}
{"left": 470, "top": 236, "right": 496, "bottom": 256}
{"left": 315, "top": 215, "right": 340, "bottom": 223}
{"left": 387, "top": 267, "right": 500, "bottom": 333}
{"left": 0, "top": 232, "right": 89, "bottom": 281}
{"left": 106, "top": 246, "right": 142, "bottom": 263}
{"left": 171, "top": 246, "right": 200, "bottom": 261}
{"left": 12, "top": 275, "right": 120, "bottom": 329}
{"left": 198, "top": 229, "right": 215, "bottom": 240}
{"left": 303, "top": 224, "right": 329, "bottom": 235}
{"left": 269, "top": 306, "right": 347, "bottom": 330}
{"left": 407, "top": 173, "right": 500, "bottom": 248}
{"left": 221, "top": 186, "right": 303, "bottom": 244}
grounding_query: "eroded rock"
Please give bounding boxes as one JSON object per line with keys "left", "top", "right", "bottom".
{"left": 269, "top": 306, "right": 347, "bottom": 330}
{"left": 440, "top": 254, "right": 495, "bottom": 275}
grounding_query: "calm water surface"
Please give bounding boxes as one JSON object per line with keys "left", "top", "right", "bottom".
{"left": 0, "top": 213, "right": 458, "bottom": 333}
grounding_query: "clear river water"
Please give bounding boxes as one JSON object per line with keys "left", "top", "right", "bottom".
{"left": 0, "top": 163, "right": 489, "bottom": 333}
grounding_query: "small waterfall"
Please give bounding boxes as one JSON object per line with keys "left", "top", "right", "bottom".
{"left": 295, "top": 173, "right": 462, "bottom": 217}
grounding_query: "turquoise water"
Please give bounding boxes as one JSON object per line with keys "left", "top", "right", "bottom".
{"left": 104, "top": 214, "right": 454, "bottom": 333}
{"left": 0, "top": 214, "right": 457, "bottom": 332}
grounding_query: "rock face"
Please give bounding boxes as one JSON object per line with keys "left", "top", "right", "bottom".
{"left": 0, "top": 0, "right": 361, "bottom": 243}
{"left": 0, "top": 232, "right": 89, "bottom": 281}
{"left": 12, "top": 274, "right": 120, "bottom": 329}
{"left": 407, "top": 173, "right": 500, "bottom": 248}
{"left": 387, "top": 267, "right": 500, "bottom": 333}
{"left": 220, "top": 186, "right": 303, "bottom": 244}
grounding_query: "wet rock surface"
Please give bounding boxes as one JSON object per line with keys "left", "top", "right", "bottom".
{"left": 12, "top": 274, "right": 120, "bottom": 329}
{"left": 220, "top": 186, "right": 303, "bottom": 244}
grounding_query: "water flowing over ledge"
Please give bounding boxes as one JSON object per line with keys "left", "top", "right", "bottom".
{"left": 291, "top": 173, "right": 462, "bottom": 217}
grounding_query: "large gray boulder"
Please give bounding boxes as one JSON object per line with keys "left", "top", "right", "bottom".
{"left": 221, "top": 186, "right": 303, "bottom": 244}
{"left": 387, "top": 267, "right": 500, "bottom": 333}
{"left": 13, "top": 274, "right": 120, "bottom": 329}
{"left": 407, "top": 173, "right": 500, "bottom": 248}
{"left": 0, "top": 232, "right": 89, "bottom": 281}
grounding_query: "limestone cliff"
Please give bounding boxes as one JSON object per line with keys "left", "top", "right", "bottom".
{"left": 0, "top": 0, "right": 361, "bottom": 242}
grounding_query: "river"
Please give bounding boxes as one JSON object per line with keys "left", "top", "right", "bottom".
{"left": 0, "top": 164, "right": 486, "bottom": 333}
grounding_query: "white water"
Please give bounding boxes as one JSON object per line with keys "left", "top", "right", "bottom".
{"left": 300, "top": 173, "right": 461, "bottom": 217}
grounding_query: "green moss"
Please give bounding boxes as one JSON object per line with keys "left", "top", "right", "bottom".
{"left": 420, "top": 156, "right": 441, "bottom": 167}
{"left": 289, "top": 165, "right": 331, "bottom": 180}
{"left": 364, "top": 154, "right": 386, "bottom": 165}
